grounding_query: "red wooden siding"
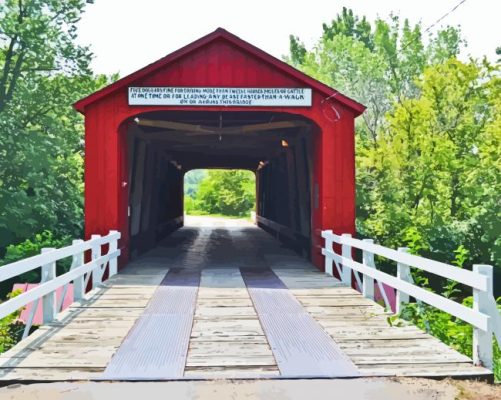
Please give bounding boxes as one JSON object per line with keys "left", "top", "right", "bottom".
{"left": 75, "top": 28, "right": 365, "bottom": 270}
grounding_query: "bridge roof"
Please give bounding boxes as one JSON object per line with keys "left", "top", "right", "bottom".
{"left": 74, "top": 28, "right": 365, "bottom": 115}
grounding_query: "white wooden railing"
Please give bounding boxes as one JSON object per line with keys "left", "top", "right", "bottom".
{"left": 321, "top": 230, "right": 501, "bottom": 371}
{"left": 0, "top": 231, "right": 121, "bottom": 340}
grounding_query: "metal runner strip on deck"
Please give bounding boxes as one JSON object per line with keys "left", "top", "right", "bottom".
{"left": 241, "top": 268, "right": 360, "bottom": 378}
{"left": 101, "top": 269, "right": 200, "bottom": 380}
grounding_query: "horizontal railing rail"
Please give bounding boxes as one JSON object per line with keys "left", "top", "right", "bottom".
{"left": 321, "top": 230, "right": 501, "bottom": 371}
{"left": 256, "top": 215, "right": 310, "bottom": 250}
{"left": 0, "top": 232, "right": 120, "bottom": 282}
{"left": 0, "top": 231, "right": 121, "bottom": 341}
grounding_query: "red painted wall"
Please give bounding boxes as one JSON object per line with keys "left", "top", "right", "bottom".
{"left": 80, "top": 36, "right": 358, "bottom": 270}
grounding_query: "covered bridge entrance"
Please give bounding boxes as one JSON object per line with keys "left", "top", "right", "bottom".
{"left": 74, "top": 28, "right": 365, "bottom": 269}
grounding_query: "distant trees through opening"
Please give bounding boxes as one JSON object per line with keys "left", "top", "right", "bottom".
{"left": 184, "top": 169, "right": 255, "bottom": 219}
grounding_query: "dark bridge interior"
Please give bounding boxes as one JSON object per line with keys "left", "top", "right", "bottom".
{"left": 126, "top": 110, "right": 316, "bottom": 259}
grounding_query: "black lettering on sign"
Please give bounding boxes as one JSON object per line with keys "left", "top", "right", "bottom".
{"left": 128, "top": 87, "right": 311, "bottom": 106}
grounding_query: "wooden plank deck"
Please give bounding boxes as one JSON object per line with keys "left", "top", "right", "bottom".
{"left": 186, "top": 268, "right": 279, "bottom": 378}
{"left": 0, "top": 222, "right": 492, "bottom": 382}
{"left": 272, "top": 267, "right": 487, "bottom": 378}
{"left": 0, "top": 265, "right": 165, "bottom": 381}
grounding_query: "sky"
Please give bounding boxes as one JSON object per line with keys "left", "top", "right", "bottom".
{"left": 76, "top": 0, "right": 501, "bottom": 77}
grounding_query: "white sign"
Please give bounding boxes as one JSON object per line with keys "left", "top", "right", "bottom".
{"left": 128, "top": 87, "right": 312, "bottom": 107}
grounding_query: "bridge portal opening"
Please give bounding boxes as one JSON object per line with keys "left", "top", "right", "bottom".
{"left": 184, "top": 169, "right": 256, "bottom": 219}
{"left": 77, "top": 30, "right": 364, "bottom": 270}
{"left": 126, "top": 110, "right": 315, "bottom": 259}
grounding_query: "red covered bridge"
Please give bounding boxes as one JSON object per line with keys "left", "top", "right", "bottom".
{"left": 0, "top": 29, "right": 498, "bottom": 383}
{"left": 74, "top": 27, "right": 364, "bottom": 268}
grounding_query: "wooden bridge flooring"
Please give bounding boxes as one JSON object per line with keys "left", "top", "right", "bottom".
{"left": 0, "top": 217, "right": 492, "bottom": 381}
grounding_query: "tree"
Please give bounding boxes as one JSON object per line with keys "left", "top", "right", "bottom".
{"left": 372, "top": 59, "right": 500, "bottom": 265}
{"left": 0, "top": 0, "right": 110, "bottom": 254}
{"left": 190, "top": 170, "right": 255, "bottom": 217}
{"left": 287, "top": 7, "right": 501, "bottom": 380}
{"left": 322, "top": 7, "right": 374, "bottom": 50}
{"left": 287, "top": 9, "right": 500, "bottom": 269}
{"left": 0, "top": 0, "right": 93, "bottom": 112}
{"left": 184, "top": 169, "right": 207, "bottom": 198}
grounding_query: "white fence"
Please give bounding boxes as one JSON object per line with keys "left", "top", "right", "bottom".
{"left": 322, "top": 230, "right": 501, "bottom": 371}
{"left": 0, "top": 231, "right": 121, "bottom": 340}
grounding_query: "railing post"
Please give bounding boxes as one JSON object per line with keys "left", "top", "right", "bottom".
{"left": 72, "top": 239, "right": 85, "bottom": 301}
{"left": 323, "top": 230, "right": 334, "bottom": 276}
{"left": 109, "top": 230, "right": 119, "bottom": 277}
{"left": 91, "top": 234, "right": 102, "bottom": 289}
{"left": 41, "top": 248, "right": 56, "bottom": 324}
{"left": 396, "top": 247, "right": 411, "bottom": 314}
{"left": 341, "top": 234, "right": 352, "bottom": 286}
{"left": 473, "top": 264, "right": 493, "bottom": 370}
{"left": 362, "top": 239, "right": 375, "bottom": 300}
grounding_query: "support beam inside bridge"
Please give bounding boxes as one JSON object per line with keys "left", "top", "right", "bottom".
{"left": 126, "top": 110, "right": 316, "bottom": 260}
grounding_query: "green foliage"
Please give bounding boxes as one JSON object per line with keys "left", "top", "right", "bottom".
{"left": 378, "top": 59, "right": 500, "bottom": 267}
{"left": 288, "top": 35, "right": 307, "bottom": 66}
{"left": 398, "top": 297, "right": 501, "bottom": 382}
{"left": 184, "top": 195, "right": 197, "bottom": 214}
{"left": 0, "top": 0, "right": 109, "bottom": 349}
{"left": 1, "top": 230, "right": 72, "bottom": 280}
{"left": 0, "top": 0, "right": 93, "bottom": 112}
{"left": 0, "top": 231, "right": 72, "bottom": 299}
{"left": 186, "top": 170, "right": 255, "bottom": 217}
{"left": 0, "top": 1, "right": 114, "bottom": 254}
{"left": 289, "top": 8, "right": 501, "bottom": 381}
{"left": 288, "top": 9, "right": 500, "bottom": 271}
{"left": 442, "top": 245, "right": 469, "bottom": 300}
{"left": 184, "top": 169, "right": 208, "bottom": 199}
{"left": 0, "top": 289, "right": 24, "bottom": 353}
{"left": 322, "top": 7, "right": 374, "bottom": 50}
{"left": 2, "top": 231, "right": 69, "bottom": 265}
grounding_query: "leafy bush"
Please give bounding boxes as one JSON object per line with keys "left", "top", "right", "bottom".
{"left": 1, "top": 231, "right": 70, "bottom": 266}
{"left": 0, "top": 231, "right": 72, "bottom": 298}
{"left": 0, "top": 231, "right": 72, "bottom": 351}
{"left": 398, "top": 298, "right": 501, "bottom": 382}
{"left": 184, "top": 169, "right": 207, "bottom": 198}
{"left": 0, "top": 0, "right": 115, "bottom": 258}
{"left": 387, "top": 243, "right": 500, "bottom": 381}
{"left": 290, "top": 8, "right": 500, "bottom": 281}
{"left": 184, "top": 195, "right": 196, "bottom": 214}
{"left": 186, "top": 170, "right": 255, "bottom": 217}
{"left": 0, "top": 289, "right": 25, "bottom": 353}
